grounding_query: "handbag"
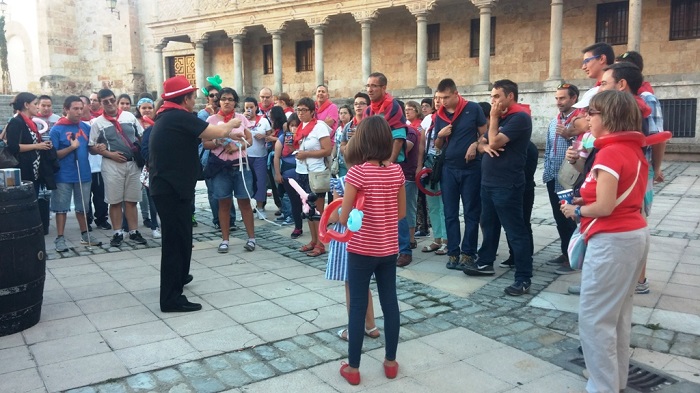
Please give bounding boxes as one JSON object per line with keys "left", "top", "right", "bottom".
{"left": 558, "top": 158, "right": 581, "bottom": 190}
{"left": 309, "top": 169, "right": 331, "bottom": 193}
{"left": 568, "top": 159, "right": 642, "bottom": 270}
{"left": 0, "top": 141, "right": 19, "bottom": 169}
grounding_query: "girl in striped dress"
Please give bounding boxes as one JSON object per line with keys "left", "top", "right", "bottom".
{"left": 326, "top": 168, "right": 380, "bottom": 342}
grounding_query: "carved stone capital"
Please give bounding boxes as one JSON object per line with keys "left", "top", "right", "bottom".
{"left": 154, "top": 39, "right": 168, "bottom": 51}
{"left": 226, "top": 28, "right": 247, "bottom": 40}
{"left": 470, "top": 0, "right": 499, "bottom": 9}
{"left": 406, "top": 1, "right": 437, "bottom": 17}
{"left": 264, "top": 22, "right": 287, "bottom": 36}
{"left": 307, "top": 16, "right": 329, "bottom": 30}
{"left": 190, "top": 33, "right": 209, "bottom": 46}
{"left": 352, "top": 10, "right": 379, "bottom": 24}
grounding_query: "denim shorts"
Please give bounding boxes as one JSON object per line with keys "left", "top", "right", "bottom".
{"left": 211, "top": 165, "right": 254, "bottom": 200}
{"left": 50, "top": 182, "right": 92, "bottom": 213}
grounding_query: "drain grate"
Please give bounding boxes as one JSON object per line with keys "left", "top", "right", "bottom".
{"left": 570, "top": 358, "right": 678, "bottom": 393}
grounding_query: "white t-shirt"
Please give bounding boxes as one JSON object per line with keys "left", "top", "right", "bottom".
{"left": 296, "top": 122, "right": 330, "bottom": 174}
{"left": 247, "top": 116, "right": 271, "bottom": 157}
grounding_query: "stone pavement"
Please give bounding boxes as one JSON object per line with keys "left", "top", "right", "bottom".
{"left": 1, "top": 160, "right": 699, "bottom": 393}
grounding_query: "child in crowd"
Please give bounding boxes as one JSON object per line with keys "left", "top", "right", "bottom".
{"left": 338, "top": 116, "right": 406, "bottom": 385}
{"left": 325, "top": 158, "right": 380, "bottom": 342}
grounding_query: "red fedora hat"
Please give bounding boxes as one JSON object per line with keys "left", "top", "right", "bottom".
{"left": 161, "top": 76, "right": 196, "bottom": 100}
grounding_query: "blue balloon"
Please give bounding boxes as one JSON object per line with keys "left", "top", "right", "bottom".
{"left": 347, "top": 210, "right": 363, "bottom": 232}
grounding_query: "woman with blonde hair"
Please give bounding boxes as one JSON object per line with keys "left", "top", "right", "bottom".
{"left": 561, "top": 90, "right": 649, "bottom": 393}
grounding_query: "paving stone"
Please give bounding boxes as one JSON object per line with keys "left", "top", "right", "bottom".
{"left": 178, "top": 361, "right": 209, "bottom": 378}
{"left": 287, "top": 349, "right": 323, "bottom": 368}
{"left": 126, "top": 373, "right": 157, "bottom": 391}
{"left": 154, "top": 368, "right": 184, "bottom": 384}
{"left": 215, "top": 369, "right": 252, "bottom": 388}
{"left": 66, "top": 388, "right": 98, "bottom": 393}
{"left": 168, "top": 383, "right": 194, "bottom": 393}
{"left": 291, "top": 335, "right": 317, "bottom": 348}
{"left": 307, "top": 344, "right": 341, "bottom": 361}
{"left": 241, "top": 362, "right": 276, "bottom": 380}
{"left": 401, "top": 310, "right": 425, "bottom": 321}
{"left": 203, "top": 355, "right": 232, "bottom": 371}
{"left": 253, "top": 345, "right": 280, "bottom": 361}
{"left": 269, "top": 357, "right": 297, "bottom": 373}
{"left": 507, "top": 321, "right": 535, "bottom": 333}
{"left": 313, "top": 331, "right": 338, "bottom": 344}
{"left": 272, "top": 340, "right": 300, "bottom": 353}
{"left": 96, "top": 382, "right": 128, "bottom": 393}
{"left": 226, "top": 351, "right": 259, "bottom": 365}
{"left": 652, "top": 329, "right": 675, "bottom": 341}
{"left": 426, "top": 316, "right": 455, "bottom": 331}
{"left": 405, "top": 320, "right": 442, "bottom": 336}
{"left": 190, "top": 377, "right": 226, "bottom": 393}
{"left": 421, "top": 305, "right": 452, "bottom": 316}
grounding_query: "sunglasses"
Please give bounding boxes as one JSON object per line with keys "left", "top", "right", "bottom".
{"left": 582, "top": 55, "right": 602, "bottom": 65}
{"left": 208, "top": 93, "right": 219, "bottom": 98}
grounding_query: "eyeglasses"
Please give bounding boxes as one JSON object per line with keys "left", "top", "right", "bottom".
{"left": 296, "top": 108, "right": 310, "bottom": 113}
{"left": 219, "top": 97, "right": 235, "bottom": 102}
{"left": 582, "top": 55, "right": 602, "bottom": 65}
{"left": 101, "top": 98, "right": 116, "bottom": 104}
{"left": 353, "top": 101, "right": 368, "bottom": 106}
{"left": 405, "top": 107, "right": 417, "bottom": 112}
{"left": 208, "top": 94, "right": 219, "bottom": 98}
{"left": 365, "top": 84, "right": 385, "bottom": 89}
{"left": 587, "top": 108, "right": 601, "bottom": 116}
{"left": 557, "top": 83, "right": 571, "bottom": 89}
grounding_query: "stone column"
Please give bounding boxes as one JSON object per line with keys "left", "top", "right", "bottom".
{"left": 270, "top": 30, "right": 284, "bottom": 94}
{"left": 311, "top": 24, "right": 326, "bottom": 86}
{"left": 194, "top": 36, "right": 207, "bottom": 98}
{"left": 547, "top": 0, "right": 564, "bottom": 83}
{"left": 353, "top": 11, "right": 377, "bottom": 82}
{"left": 628, "top": 0, "right": 642, "bottom": 52}
{"left": 476, "top": 3, "right": 494, "bottom": 88}
{"left": 229, "top": 33, "right": 245, "bottom": 95}
{"left": 414, "top": 11, "right": 429, "bottom": 89}
{"left": 154, "top": 42, "right": 167, "bottom": 96}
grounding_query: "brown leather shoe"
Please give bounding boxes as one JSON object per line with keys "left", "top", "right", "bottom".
{"left": 396, "top": 254, "right": 412, "bottom": 267}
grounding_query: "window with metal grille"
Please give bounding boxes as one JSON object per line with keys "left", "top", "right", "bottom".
{"left": 596, "top": 1, "right": 628, "bottom": 45}
{"left": 104, "top": 35, "right": 112, "bottom": 52}
{"left": 670, "top": 0, "right": 700, "bottom": 40}
{"left": 263, "top": 44, "right": 273, "bottom": 75}
{"left": 427, "top": 24, "right": 440, "bottom": 61}
{"left": 660, "top": 98, "right": 697, "bottom": 138}
{"left": 470, "top": 17, "right": 496, "bottom": 58}
{"left": 295, "top": 40, "right": 313, "bottom": 72}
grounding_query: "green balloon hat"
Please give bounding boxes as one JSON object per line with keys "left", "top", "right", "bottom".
{"left": 201, "top": 74, "right": 223, "bottom": 95}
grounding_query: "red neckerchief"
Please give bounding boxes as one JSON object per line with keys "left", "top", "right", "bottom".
{"left": 254, "top": 114, "right": 263, "bottom": 126}
{"left": 283, "top": 107, "right": 294, "bottom": 114}
{"left": 141, "top": 116, "right": 155, "bottom": 127}
{"left": 410, "top": 118, "right": 422, "bottom": 129}
{"left": 102, "top": 109, "right": 124, "bottom": 134}
{"left": 594, "top": 80, "right": 602, "bottom": 87}
{"left": 351, "top": 117, "right": 360, "bottom": 128}
{"left": 20, "top": 113, "right": 42, "bottom": 141}
{"left": 156, "top": 101, "right": 189, "bottom": 115}
{"left": 54, "top": 117, "right": 78, "bottom": 127}
{"left": 634, "top": 95, "right": 652, "bottom": 118}
{"left": 500, "top": 103, "right": 531, "bottom": 119}
{"left": 638, "top": 81, "right": 654, "bottom": 95}
{"left": 89, "top": 108, "right": 103, "bottom": 118}
{"left": 216, "top": 110, "right": 235, "bottom": 123}
{"left": 436, "top": 94, "right": 468, "bottom": 124}
{"left": 293, "top": 119, "right": 317, "bottom": 150}
{"left": 369, "top": 93, "right": 393, "bottom": 116}
{"left": 81, "top": 116, "right": 91, "bottom": 122}
{"left": 553, "top": 109, "right": 581, "bottom": 150}
{"left": 316, "top": 100, "right": 331, "bottom": 115}
{"left": 259, "top": 103, "right": 274, "bottom": 115}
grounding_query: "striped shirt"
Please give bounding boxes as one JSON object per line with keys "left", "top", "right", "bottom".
{"left": 542, "top": 112, "right": 574, "bottom": 192}
{"left": 345, "top": 162, "right": 405, "bottom": 257}
{"left": 326, "top": 177, "right": 348, "bottom": 281}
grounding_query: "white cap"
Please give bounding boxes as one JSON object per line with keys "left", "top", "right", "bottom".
{"left": 573, "top": 86, "right": 600, "bottom": 109}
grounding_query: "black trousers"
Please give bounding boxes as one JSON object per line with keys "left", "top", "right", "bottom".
{"left": 152, "top": 193, "right": 193, "bottom": 308}
{"left": 87, "top": 172, "right": 108, "bottom": 225}
{"left": 506, "top": 184, "right": 535, "bottom": 259}
{"left": 546, "top": 180, "right": 577, "bottom": 255}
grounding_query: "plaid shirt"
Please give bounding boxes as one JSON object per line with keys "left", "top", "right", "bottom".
{"left": 542, "top": 112, "right": 576, "bottom": 192}
{"left": 641, "top": 92, "right": 663, "bottom": 165}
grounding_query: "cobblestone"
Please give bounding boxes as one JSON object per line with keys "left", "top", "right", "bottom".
{"left": 214, "top": 369, "right": 252, "bottom": 388}
{"left": 126, "top": 373, "right": 157, "bottom": 391}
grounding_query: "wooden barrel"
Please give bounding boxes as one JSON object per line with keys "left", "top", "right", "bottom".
{"left": 0, "top": 181, "right": 46, "bottom": 336}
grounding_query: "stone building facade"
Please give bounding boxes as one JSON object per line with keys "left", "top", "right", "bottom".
{"left": 4, "top": 0, "right": 700, "bottom": 150}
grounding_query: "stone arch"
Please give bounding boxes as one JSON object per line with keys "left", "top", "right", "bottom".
{"left": 5, "top": 20, "right": 35, "bottom": 92}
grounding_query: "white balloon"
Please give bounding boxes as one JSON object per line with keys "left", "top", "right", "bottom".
{"left": 32, "top": 117, "right": 49, "bottom": 134}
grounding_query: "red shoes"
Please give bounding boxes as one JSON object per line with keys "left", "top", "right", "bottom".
{"left": 340, "top": 362, "right": 361, "bottom": 385}
{"left": 384, "top": 361, "right": 399, "bottom": 379}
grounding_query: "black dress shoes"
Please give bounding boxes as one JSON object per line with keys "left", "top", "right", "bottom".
{"left": 184, "top": 274, "right": 193, "bottom": 286}
{"left": 161, "top": 301, "right": 202, "bottom": 313}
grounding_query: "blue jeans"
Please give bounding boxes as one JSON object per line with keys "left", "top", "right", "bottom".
{"left": 440, "top": 166, "right": 481, "bottom": 257}
{"left": 205, "top": 178, "right": 236, "bottom": 225}
{"left": 478, "top": 184, "right": 533, "bottom": 282}
{"left": 347, "top": 252, "right": 400, "bottom": 368}
{"left": 248, "top": 156, "right": 268, "bottom": 204}
{"left": 398, "top": 180, "right": 417, "bottom": 255}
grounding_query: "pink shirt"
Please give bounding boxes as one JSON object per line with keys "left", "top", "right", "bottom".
{"left": 206, "top": 112, "right": 251, "bottom": 162}
{"left": 345, "top": 162, "right": 405, "bottom": 257}
{"left": 316, "top": 101, "right": 339, "bottom": 131}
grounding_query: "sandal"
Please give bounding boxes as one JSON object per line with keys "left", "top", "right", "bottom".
{"left": 307, "top": 244, "right": 326, "bottom": 257}
{"left": 421, "top": 242, "right": 441, "bottom": 253}
{"left": 299, "top": 242, "right": 316, "bottom": 252}
{"left": 337, "top": 328, "right": 349, "bottom": 341}
{"left": 435, "top": 244, "right": 448, "bottom": 255}
{"left": 244, "top": 239, "right": 256, "bottom": 252}
{"left": 365, "top": 326, "right": 380, "bottom": 339}
{"left": 217, "top": 242, "right": 229, "bottom": 253}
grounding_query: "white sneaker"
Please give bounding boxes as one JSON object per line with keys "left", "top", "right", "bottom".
{"left": 257, "top": 210, "right": 267, "bottom": 220}
{"left": 152, "top": 228, "right": 162, "bottom": 239}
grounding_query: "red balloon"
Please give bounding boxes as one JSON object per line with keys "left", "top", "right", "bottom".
{"left": 415, "top": 168, "right": 442, "bottom": 196}
{"left": 318, "top": 192, "right": 366, "bottom": 243}
{"left": 644, "top": 131, "right": 672, "bottom": 147}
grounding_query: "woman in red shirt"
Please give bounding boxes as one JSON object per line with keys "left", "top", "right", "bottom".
{"left": 561, "top": 90, "right": 649, "bottom": 393}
